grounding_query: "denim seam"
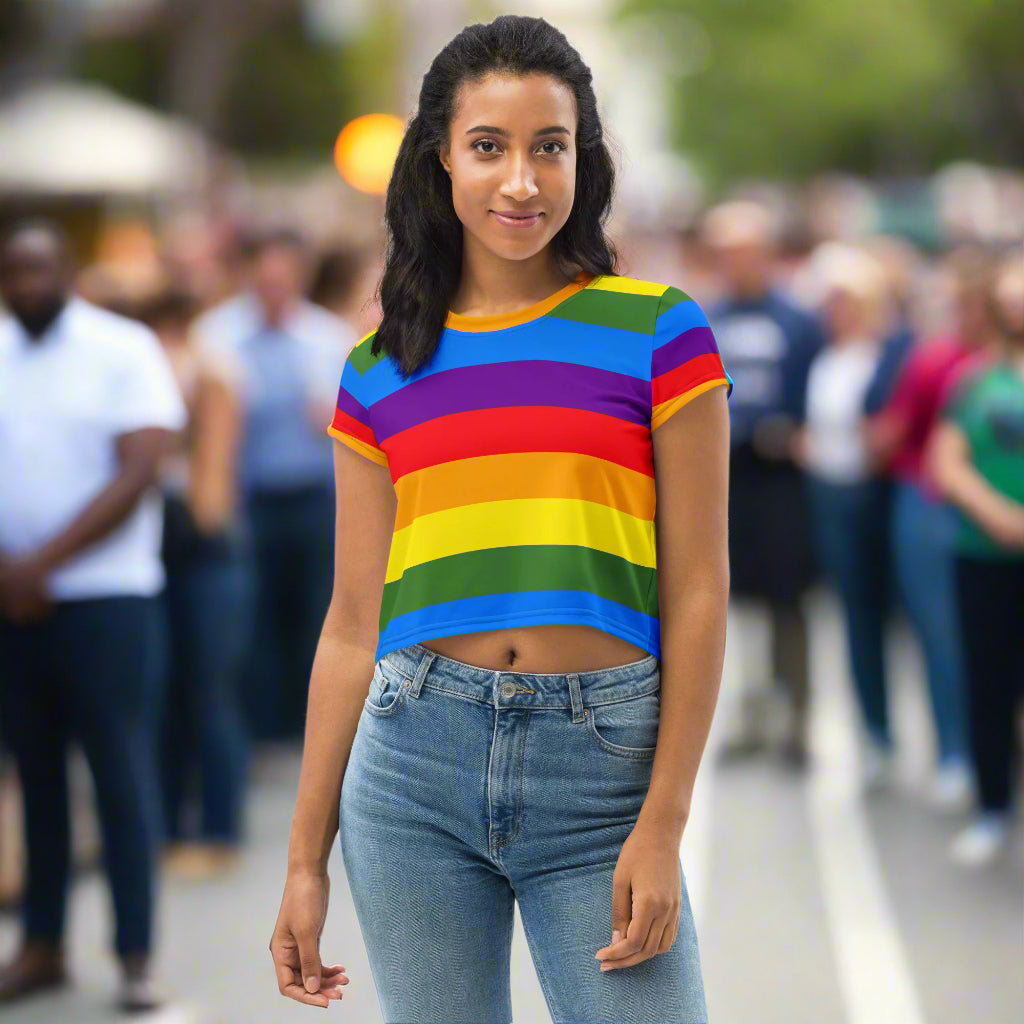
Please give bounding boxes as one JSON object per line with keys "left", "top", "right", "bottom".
{"left": 494, "top": 710, "right": 530, "bottom": 850}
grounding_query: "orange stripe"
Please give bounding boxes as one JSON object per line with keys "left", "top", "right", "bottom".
{"left": 444, "top": 272, "right": 594, "bottom": 332}
{"left": 392, "top": 451, "right": 654, "bottom": 531}
{"left": 652, "top": 378, "right": 729, "bottom": 429}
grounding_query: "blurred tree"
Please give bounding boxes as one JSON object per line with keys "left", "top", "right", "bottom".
{"left": 72, "top": 0, "right": 401, "bottom": 158}
{"left": 0, "top": 0, "right": 87, "bottom": 97}
{"left": 616, "top": 0, "right": 1024, "bottom": 181}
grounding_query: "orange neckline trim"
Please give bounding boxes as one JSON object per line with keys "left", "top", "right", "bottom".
{"left": 444, "top": 271, "right": 595, "bottom": 332}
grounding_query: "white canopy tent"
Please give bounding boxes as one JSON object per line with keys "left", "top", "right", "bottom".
{"left": 0, "top": 80, "right": 208, "bottom": 196}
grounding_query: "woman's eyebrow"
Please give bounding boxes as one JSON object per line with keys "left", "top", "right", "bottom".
{"left": 465, "top": 125, "right": 571, "bottom": 136}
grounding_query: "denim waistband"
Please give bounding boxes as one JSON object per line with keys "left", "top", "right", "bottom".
{"left": 382, "top": 642, "right": 660, "bottom": 711}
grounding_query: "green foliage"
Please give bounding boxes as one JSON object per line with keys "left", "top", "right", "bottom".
{"left": 615, "top": 0, "right": 1024, "bottom": 182}
{"left": 223, "top": 8, "right": 400, "bottom": 157}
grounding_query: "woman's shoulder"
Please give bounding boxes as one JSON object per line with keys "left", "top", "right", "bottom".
{"left": 588, "top": 273, "right": 687, "bottom": 303}
{"left": 577, "top": 274, "right": 702, "bottom": 334}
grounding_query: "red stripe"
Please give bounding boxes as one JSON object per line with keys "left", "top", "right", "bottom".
{"left": 652, "top": 353, "right": 726, "bottom": 407}
{"left": 330, "top": 407, "right": 379, "bottom": 448}
{"left": 387, "top": 406, "right": 654, "bottom": 481}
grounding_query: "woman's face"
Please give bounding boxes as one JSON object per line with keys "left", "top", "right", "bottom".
{"left": 823, "top": 285, "right": 867, "bottom": 340}
{"left": 439, "top": 72, "right": 577, "bottom": 264}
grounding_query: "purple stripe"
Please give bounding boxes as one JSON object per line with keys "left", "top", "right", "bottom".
{"left": 370, "top": 360, "right": 650, "bottom": 441}
{"left": 335, "top": 384, "right": 371, "bottom": 428}
{"left": 651, "top": 325, "right": 718, "bottom": 379}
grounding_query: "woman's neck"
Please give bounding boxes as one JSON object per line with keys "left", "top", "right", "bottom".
{"left": 449, "top": 238, "right": 574, "bottom": 317}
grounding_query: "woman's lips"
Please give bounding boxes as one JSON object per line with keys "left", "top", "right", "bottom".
{"left": 491, "top": 211, "right": 543, "bottom": 228}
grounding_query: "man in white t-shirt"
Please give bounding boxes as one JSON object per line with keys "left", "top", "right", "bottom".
{"left": 0, "top": 221, "right": 186, "bottom": 1013}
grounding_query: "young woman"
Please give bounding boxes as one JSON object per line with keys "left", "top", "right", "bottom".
{"left": 145, "top": 290, "right": 252, "bottom": 876}
{"left": 928, "top": 253, "right": 1024, "bottom": 866}
{"left": 794, "top": 245, "right": 895, "bottom": 790}
{"left": 269, "top": 16, "right": 732, "bottom": 1022}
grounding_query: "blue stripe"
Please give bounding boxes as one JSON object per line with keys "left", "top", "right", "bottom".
{"left": 374, "top": 590, "right": 660, "bottom": 663}
{"left": 359, "top": 317, "right": 653, "bottom": 407}
{"left": 653, "top": 300, "right": 710, "bottom": 352}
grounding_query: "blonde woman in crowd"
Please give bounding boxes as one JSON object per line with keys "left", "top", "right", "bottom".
{"left": 793, "top": 245, "right": 897, "bottom": 789}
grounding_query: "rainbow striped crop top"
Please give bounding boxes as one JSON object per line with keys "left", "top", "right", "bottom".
{"left": 327, "top": 272, "right": 732, "bottom": 663}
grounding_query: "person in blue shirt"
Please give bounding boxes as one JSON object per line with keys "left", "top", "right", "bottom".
{"left": 701, "top": 201, "right": 827, "bottom": 768}
{"left": 192, "top": 228, "right": 355, "bottom": 740}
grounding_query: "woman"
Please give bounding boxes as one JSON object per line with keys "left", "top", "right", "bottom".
{"left": 864, "top": 247, "right": 1002, "bottom": 810}
{"left": 928, "top": 253, "right": 1024, "bottom": 867}
{"left": 794, "top": 245, "right": 895, "bottom": 790}
{"left": 269, "top": 16, "right": 732, "bottom": 1022}
{"left": 144, "top": 290, "right": 252, "bottom": 877}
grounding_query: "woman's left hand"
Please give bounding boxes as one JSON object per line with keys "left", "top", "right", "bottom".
{"left": 594, "top": 821, "right": 682, "bottom": 972}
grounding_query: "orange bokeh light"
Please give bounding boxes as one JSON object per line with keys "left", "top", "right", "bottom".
{"left": 333, "top": 113, "right": 405, "bottom": 195}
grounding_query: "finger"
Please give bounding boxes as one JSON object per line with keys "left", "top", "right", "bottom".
{"left": 280, "top": 979, "right": 331, "bottom": 1007}
{"left": 296, "top": 934, "right": 323, "bottom": 993}
{"left": 600, "top": 910, "right": 654, "bottom": 968}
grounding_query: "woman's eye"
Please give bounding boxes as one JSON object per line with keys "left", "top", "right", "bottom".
{"left": 473, "top": 140, "right": 499, "bottom": 154}
{"left": 538, "top": 141, "right": 566, "bottom": 155}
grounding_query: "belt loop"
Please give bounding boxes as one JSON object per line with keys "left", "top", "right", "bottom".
{"left": 409, "top": 648, "right": 436, "bottom": 698}
{"left": 568, "top": 673, "right": 584, "bottom": 722}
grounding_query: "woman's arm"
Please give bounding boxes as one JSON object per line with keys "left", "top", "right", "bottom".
{"left": 641, "top": 384, "right": 730, "bottom": 839}
{"left": 286, "top": 441, "right": 397, "bottom": 876}
{"left": 187, "top": 366, "right": 241, "bottom": 533}
{"left": 926, "top": 420, "right": 1024, "bottom": 550}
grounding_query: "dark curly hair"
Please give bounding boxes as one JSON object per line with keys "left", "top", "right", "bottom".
{"left": 373, "top": 14, "right": 618, "bottom": 378}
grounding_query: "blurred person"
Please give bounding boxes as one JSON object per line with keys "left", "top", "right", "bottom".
{"left": 865, "top": 246, "right": 1004, "bottom": 809}
{"left": 0, "top": 220, "right": 186, "bottom": 1012}
{"left": 191, "top": 227, "right": 356, "bottom": 741}
{"left": 928, "top": 254, "right": 1024, "bottom": 866}
{"left": 860, "top": 234, "right": 920, "bottom": 417}
{"left": 793, "top": 246, "right": 896, "bottom": 790}
{"left": 269, "top": 16, "right": 731, "bottom": 1021}
{"left": 144, "top": 290, "right": 253, "bottom": 878}
{"left": 702, "top": 199, "right": 826, "bottom": 767}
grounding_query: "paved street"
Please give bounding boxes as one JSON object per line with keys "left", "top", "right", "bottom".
{"left": 2, "top": 593, "right": 1021, "bottom": 1024}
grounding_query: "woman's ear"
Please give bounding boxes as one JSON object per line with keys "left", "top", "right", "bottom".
{"left": 439, "top": 146, "right": 452, "bottom": 176}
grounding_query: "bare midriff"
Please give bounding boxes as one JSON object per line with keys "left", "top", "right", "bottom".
{"left": 418, "top": 624, "right": 649, "bottom": 674}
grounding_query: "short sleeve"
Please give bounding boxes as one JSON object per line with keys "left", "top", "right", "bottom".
{"left": 108, "top": 324, "right": 188, "bottom": 435}
{"left": 326, "top": 340, "right": 389, "bottom": 467}
{"left": 651, "top": 286, "right": 733, "bottom": 430}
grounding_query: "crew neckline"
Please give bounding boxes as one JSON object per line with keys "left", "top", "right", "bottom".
{"left": 444, "top": 271, "right": 595, "bottom": 332}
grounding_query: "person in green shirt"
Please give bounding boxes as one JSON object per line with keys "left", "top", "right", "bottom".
{"left": 928, "top": 252, "right": 1024, "bottom": 867}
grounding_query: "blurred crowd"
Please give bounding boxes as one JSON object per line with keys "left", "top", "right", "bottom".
{"left": 0, "top": 200, "right": 1021, "bottom": 1010}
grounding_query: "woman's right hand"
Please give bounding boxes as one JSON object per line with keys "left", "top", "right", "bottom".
{"left": 270, "top": 871, "right": 350, "bottom": 1007}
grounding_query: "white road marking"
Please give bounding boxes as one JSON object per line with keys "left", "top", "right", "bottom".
{"left": 807, "top": 595, "right": 926, "bottom": 1024}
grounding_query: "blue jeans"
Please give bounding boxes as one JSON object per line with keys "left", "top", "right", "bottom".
{"left": 807, "top": 476, "right": 893, "bottom": 747}
{"left": 244, "top": 483, "right": 335, "bottom": 740}
{"left": 160, "top": 529, "right": 253, "bottom": 843}
{"left": 339, "top": 644, "right": 706, "bottom": 1024}
{"left": 891, "top": 481, "right": 968, "bottom": 763}
{"left": 0, "top": 597, "right": 164, "bottom": 957}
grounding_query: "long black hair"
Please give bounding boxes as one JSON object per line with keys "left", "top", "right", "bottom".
{"left": 372, "top": 14, "right": 618, "bottom": 378}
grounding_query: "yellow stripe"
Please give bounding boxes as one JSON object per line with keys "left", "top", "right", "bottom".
{"left": 393, "top": 451, "right": 654, "bottom": 531}
{"left": 354, "top": 327, "right": 378, "bottom": 348}
{"left": 327, "top": 425, "right": 389, "bottom": 466}
{"left": 589, "top": 276, "right": 666, "bottom": 297}
{"left": 652, "top": 378, "right": 729, "bottom": 430}
{"left": 385, "top": 497, "right": 655, "bottom": 583}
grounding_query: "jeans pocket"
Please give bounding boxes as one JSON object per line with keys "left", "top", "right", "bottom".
{"left": 363, "top": 659, "right": 411, "bottom": 718}
{"left": 585, "top": 687, "right": 660, "bottom": 759}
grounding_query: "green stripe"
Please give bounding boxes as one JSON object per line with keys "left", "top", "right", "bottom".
{"left": 348, "top": 331, "right": 386, "bottom": 375}
{"left": 381, "top": 545, "right": 656, "bottom": 624}
{"left": 656, "top": 285, "right": 692, "bottom": 317}
{"left": 544, "top": 289, "right": 657, "bottom": 335}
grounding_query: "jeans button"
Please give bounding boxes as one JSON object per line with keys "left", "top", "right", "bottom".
{"left": 500, "top": 681, "right": 516, "bottom": 698}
